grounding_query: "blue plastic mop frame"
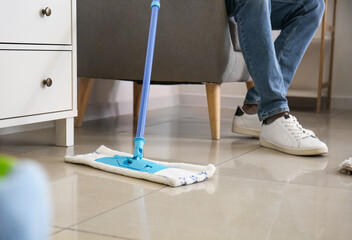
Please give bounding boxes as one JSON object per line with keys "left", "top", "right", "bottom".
{"left": 96, "top": 0, "right": 167, "bottom": 173}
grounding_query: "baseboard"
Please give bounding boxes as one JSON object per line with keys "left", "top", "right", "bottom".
{"left": 287, "top": 95, "right": 352, "bottom": 111}
{"left": 0, "top": 121, "right": 54, "bottom": 136}
{"left": 331, "top": 96, "right": 352, "bottom": 110}
{"left": 287, "top": 96, "right": 319, "bottom": 110}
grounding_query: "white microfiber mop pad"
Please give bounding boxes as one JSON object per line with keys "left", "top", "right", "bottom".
{"left": 64, "top": 145, "right": 216, "bottom": 187}
{"left": 339, "top": 157, "right": 352, "bottom": 175}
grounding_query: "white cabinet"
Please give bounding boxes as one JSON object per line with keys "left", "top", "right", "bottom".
{"left": 0, "top": 0, "right": 77, "bottom": 146}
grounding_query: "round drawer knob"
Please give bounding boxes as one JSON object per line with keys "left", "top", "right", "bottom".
{"left": 43, "top": 78, "right": 53, "bottom": 87}
{"left": 42, "top": 7, "right": 52, "bottom": 16}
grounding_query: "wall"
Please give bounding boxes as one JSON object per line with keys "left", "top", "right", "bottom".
{"left": 330, "top": 0, "right": 352, "bottom": 108}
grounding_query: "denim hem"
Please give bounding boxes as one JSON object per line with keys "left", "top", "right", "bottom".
{"left": 259, "top": 106, "right": 290, "bottom": 122}
{"left": 244, "top": 99, "right": 259, "bottom": 105}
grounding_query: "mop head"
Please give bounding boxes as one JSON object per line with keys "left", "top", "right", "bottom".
{"left": 64, "top": 145, "right": 216, "bottom": 187}
{"left": 339, "top": 157, "right": 352, "bottom": 175}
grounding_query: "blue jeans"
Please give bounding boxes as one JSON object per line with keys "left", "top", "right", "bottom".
{"left": 233, "top": 0, "right": 325, "bottom": 121}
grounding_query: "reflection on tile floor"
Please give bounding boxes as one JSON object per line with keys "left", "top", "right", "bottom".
{"left": 0, "top": 106, "right": 351, "bottom": 239}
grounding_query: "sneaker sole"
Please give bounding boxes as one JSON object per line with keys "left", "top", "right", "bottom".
{"left": 259, "top": 137, "right": 328, "bottom": 156}
{"left": 232, "top": 125, "right": 261, "bottom": 138}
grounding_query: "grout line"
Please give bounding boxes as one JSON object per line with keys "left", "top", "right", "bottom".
{"left": 50, "top": 227, "right": 66, "bottom": 236}
{"left": 214, "top": 146, "right": 262, "bottom": 167}
{"left": 112, "top": 118, "right": 180, "bottom": 135}
{"left": 66, "top": 228, "right": 138, "bottom": 240}
{"left": 284, "top": 179, "right": 352, "bottom": 191}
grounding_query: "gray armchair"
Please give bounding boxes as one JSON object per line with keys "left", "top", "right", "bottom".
{"left": 76, "top": 0, "right": 251, "bottom": 139}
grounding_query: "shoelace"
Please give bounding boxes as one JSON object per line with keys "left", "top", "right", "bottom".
{"left": 282, "top": 116, "right": 311, "bottom": 140}
{"left": 290, "top": 115, "right": 316, "bottom": 137}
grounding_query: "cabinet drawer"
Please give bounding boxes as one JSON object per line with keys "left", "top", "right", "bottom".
{"left": 0, "top": 0, "right": 71, "bottom": 44}
{"left": 0, "top": 51, "right": 72, "bottom": 119}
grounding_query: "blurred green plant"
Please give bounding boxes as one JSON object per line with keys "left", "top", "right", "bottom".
{"left": 0, "top": 155, "right": 16, "bottom": 178}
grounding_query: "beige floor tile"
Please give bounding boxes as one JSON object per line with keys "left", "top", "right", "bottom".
{"left": 143, "top": 117, "right": 236, "bottom": 140}
{"left": 0, "top": 127, "right": 56, "bottom": 154}
{"left": 50, "top": 173, "right": 163, "bottom": 228}
{"left": 73, "top": 175, "right": 352, "bottom": 240}
{"left": 15, "top": 149, "right": 163, "bottom": 228}
{"left": 51, "top": 227, "right": 64, "bottom": 235}
{"left": 317, "top": 128, "right": 352, "bottom": 152}
{"left": 51, "top": 229, "right": 124, "bottom": 240}
{"left": 2, "top": 106, "right": 352, "bottom": 240}
{"left": 322, "top": 110, "right": 352, "bottom": 131}
{"left": 217, "top": 147, "right": 352, "bottom": 190}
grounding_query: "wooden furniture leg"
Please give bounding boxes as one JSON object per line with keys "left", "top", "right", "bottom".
{"left": 133, "top": 82, "right": 143, "bottom": 118}
{"left": 327, "top": 0, "right": 337, "bottom": 109}
{"left": 317, "top": 0, "right": 337, "bottom": 112}
{"left": 317, "top": 1, "right": 327, "bottom": 113}
{"left": 206, "top": 83, "right": 221, "bottom": 140}
{"left": 133, "top": 82, "right": 143, "bottom": 134}
{"left": 75, "top": 78, "right": 95, "bottom": 127}
{"left": 246, "top": 80, "right": 254, "bottom": 90}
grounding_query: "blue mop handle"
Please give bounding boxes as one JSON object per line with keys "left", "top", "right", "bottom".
{"left": 136, "top": 0, "right": 161, "bottom": 139}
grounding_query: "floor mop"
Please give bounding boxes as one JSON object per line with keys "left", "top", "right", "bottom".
{"left": 339, "top": 157, "right": 352, "bottom": 175}
{"left": 65, "top": 0, "right": 216, "bottom": 187}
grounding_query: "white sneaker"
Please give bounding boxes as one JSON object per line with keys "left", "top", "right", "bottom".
{"left": 259, "top": 114, "right": 328, "bottom": 155}
{"left": 232, "top": 106, "right": 317, "bottom": 138}
{"left": 232, "top": 106, "right": 261, "bottom": 137}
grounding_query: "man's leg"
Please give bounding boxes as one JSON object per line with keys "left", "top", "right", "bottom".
{"left": 232, "top": 0, "right": 327, "bottom": 155}
{"left": 234, "top": 0, "right": 288, "bottom": 122}
{"left": 271, "top": 0, "right": 325, "bottom": 93}
{"left": 233, "top": 0, "right": 325, "bottom": 133}
{"left": 235, "top": 0, "right": 325, "bottom": 121}
{"left": 232, "top": 0, "right": 289, "bottom": 138}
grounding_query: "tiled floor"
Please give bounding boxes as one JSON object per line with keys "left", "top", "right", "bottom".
{"left": 1, "top": 106, "right": 352, "bottom": 240}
